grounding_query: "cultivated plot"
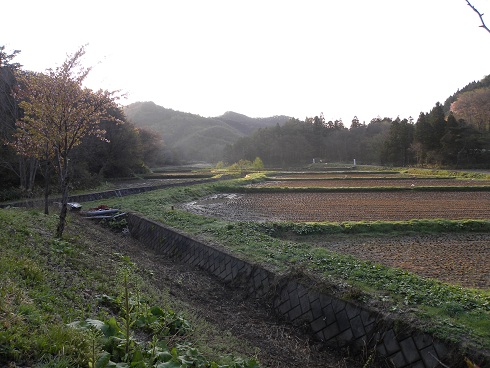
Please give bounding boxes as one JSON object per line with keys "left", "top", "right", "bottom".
{"left": 184, "top": 191, "right": 490, "bottom": 222}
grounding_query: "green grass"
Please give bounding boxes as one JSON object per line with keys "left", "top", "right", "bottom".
{"left": 0, "top": 208, "right": 259, "bottom": 367}
{"left": 0, "top": 210, "right": 94, "bottom": 365}
{"left": 404, "top": 168, "right": 490, "bottom": 180}
{"left": 270, "top": 219, "right": 490, "bottom": 234}
{"left": 81, "top": 175, "right": 490, "bottom": 352}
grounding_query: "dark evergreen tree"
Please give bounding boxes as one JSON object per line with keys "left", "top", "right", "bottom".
{"left": 381, "top": 118, "right": 414, "bottom": 166}
{"left": 428, "top": 102, "right": 447, "bottom": 150}
{"left": 362, "top": 118, "right": 391, "bottom": 164}
{"left": 440, "top": 114, "right": 485, "bottom": 167}
{"left": 414, "top": 112, "right": 433, "bottom": 164}
{"left": 350, "top": 116, "right": 362, "bottom": 129}
{"left": 0, "top": 46, "right": 41, "bottom": 193}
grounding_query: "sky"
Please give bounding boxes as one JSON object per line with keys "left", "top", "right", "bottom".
{"left": 3, "top": 0, "right": 490, "bottom": 125}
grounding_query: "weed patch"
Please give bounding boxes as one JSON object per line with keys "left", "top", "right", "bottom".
{"left": 0, "top": 208, "right": 261, "bottom": 367}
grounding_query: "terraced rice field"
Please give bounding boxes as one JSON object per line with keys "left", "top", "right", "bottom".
{"left": 181, "top": 175, "right": 490, "bottom": 288}
{"left": 251, "top": 178, "right": 490, "bottom": 188}
{"left": 185, "top": 191, "right": 490, "bottom": 222}
{"left": 293, "top": 233, "right": 490, "bottom": 289}
{"left": 269, "top": 172, "right": 416, "bottom": 179}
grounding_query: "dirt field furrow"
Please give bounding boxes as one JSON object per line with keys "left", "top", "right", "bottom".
{"left": 252, "top": 179, "right": 490, "bottom": 188}
{"left": 182, "top": 191, "right": 490, "bottom": 289}
{"left": 184, "top": 192, "right": 490, "bottom": 222}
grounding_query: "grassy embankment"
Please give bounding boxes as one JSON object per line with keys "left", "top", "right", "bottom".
{"left": 0, "top": 208, "right": 259, "bottom": 367}
{"left": 82, "top": 170, "right": 490, "bottom": 355}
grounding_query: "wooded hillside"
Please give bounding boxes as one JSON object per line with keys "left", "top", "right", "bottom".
{"left": 124, "top": 102, "right": 290, "bottom": 163}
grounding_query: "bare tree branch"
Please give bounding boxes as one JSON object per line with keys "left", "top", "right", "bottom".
{"left": 466, "top": 0, "right": 490, "bottom": 33}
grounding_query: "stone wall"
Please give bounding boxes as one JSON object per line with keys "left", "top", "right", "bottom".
{"left": 127, "top": 213, "right": 488, "bottom": 368}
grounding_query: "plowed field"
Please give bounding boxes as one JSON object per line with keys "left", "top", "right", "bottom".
{"left": 184, "top": 192, "right": 490, "bottom": 222}
{"left": 251, "top": 178, "right": 490, "bottom": 188}
{"left": 289, "top": 233, "right": 490, "bottom": 289}
{"left": 270, "top": 173, "right": 404, "bottom": 178}
{"left": 182, "top": 191, "right": 490, "bottom": 289}
{"left": 270, "top": 173, "right": 415, "bottom": 179}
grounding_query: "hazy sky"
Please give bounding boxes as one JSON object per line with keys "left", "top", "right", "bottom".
{"left": 3, "top": 0, "right": 490, "bottom": 124}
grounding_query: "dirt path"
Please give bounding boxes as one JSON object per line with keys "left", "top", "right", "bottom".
{"left": 73, "top": 216, "right": 360, "bottom": 368}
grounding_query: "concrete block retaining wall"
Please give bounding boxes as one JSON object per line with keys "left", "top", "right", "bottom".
{"left": 0, "top": 178, "right": 218, "bottom": 209}
{"left": 127, "top": 212, "right": 486, "bottom": 368}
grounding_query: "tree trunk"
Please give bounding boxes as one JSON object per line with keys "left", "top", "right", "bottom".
{"left": 19, "top": 157, "right": 26, "bottom": 190}
{"left": 56, "top": 174, "right": 69, "bottom": 238}
{"left": 55, "top": 153, "right": 70, "bottom": 238}
{"left": 43, "top": 160, "right": 50, "bottom": 215}
{"left": 17, "top": 157, "right": 38, "bottom": 193}
{"left": 27, "top": 157, "right": 38, "bottom": 192}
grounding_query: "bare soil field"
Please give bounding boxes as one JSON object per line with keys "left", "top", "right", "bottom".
{"left": 183, "top": 192, "right": 490, "bottom": 222}
{"left": 284, "top": 233, "right": 490, "bottom": 289}
{"left": 269, "top": 173, "right": 416, "bottom": 179}
{"left": 270, "top": 171, "right": 446, "bottom": 180}
{"left": 181, "top": 191, "right": 490, "bottom": 289}
{"left": 251, "top": 178, "right": 490, "bottom": 188}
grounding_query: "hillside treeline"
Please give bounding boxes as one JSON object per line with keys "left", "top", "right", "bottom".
{"left": 123, "top": 102, "right": 290, "bottom": 163}
{"left": 0, "top": 47, "right": 166, "bottom": 200}
{"left": 224, "top": 99, "right": 490, "bottom": 168}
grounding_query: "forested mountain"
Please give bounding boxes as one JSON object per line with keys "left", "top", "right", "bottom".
{"left": 123, "top": 102, "right": 290, "bottom": 163}
{"left": 225, "top": 73, "right": 490, "bottom": 169}
{"left": 218, "top": 111, "right": 292, "bottom": 135}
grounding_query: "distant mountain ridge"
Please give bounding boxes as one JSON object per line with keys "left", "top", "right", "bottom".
{"left": 123, "top": 101, "right": 290, "bottom": 163}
